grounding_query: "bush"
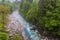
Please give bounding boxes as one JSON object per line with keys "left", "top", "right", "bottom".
{"left": 42, "top": 0, "right": 60, "bottom": 36}
{"left": 0, "top": 4, "right": 12, "bottom": 30}
{"left": 0, "top": 32, "right": 9, "bottom": 40}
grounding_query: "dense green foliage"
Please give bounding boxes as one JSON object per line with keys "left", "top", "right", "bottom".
{"left": 0, "top": 4, "right": 12, "bottom": 31}
{"left": 0, "top": 1, "right": 12, "bottom": 40}
{"left": 0, "top": 32, "right": 9, "bottom": 40}
{"left": 0, "top": 0, "right": 13, "bottom": 31}
{"left": 20, "top": 0, "right": 39, "bottom": 24}
{"left": 20, "top": 0, "right": 60, "bottom": 37}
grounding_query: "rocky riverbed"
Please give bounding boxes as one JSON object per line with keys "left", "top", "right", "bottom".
{"left": 6, "top": 10, "right": 41, "bottom": 40}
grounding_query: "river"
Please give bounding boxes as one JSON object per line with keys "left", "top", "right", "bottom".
{"left": 7, "top": 10, "right": 41, "bottom": 40}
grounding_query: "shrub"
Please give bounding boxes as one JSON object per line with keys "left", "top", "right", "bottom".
{"left": 0, "top": 4, "right": 12, "bottom": 30}
{"left": 0, "top": 32, "right": 9, "bottom": 40}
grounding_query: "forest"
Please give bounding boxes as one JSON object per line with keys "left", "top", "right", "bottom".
{"left": 0, "top": 0, "right": 60, "bottom": 40}
{"left": 20, "top": 0, "right": 60, "bottom": 38}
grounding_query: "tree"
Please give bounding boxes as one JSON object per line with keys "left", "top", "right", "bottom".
{"left": 20, "top": 0, "right": 60, "bottom": 37}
